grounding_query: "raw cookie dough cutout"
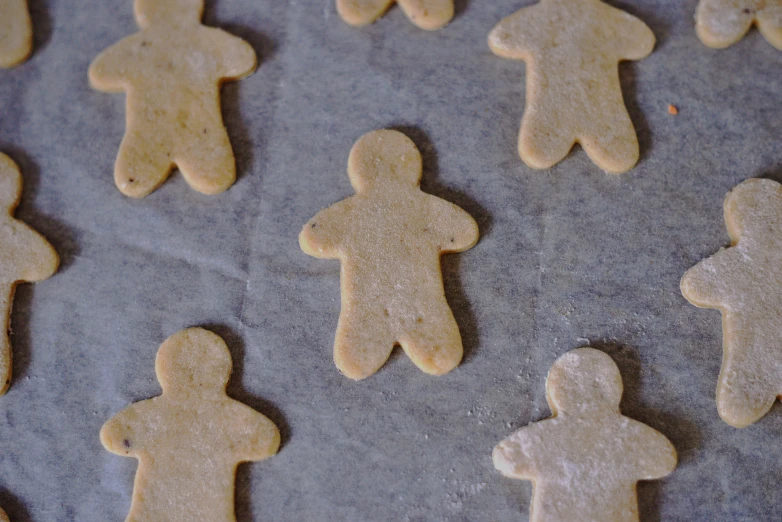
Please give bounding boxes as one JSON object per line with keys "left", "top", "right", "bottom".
{"left": 300, "top": 129, "right": 479, "bottom": 380}
{"left": 88, "top": 0, "right": 257, "bottom": 198}
{"left": 337, "top": 0, "right": 454, "bottom": 30}
{"left": 682, "top": 178, "right": 782, "bottom": 428}
{"left": 488, "top": 0, "right": 655, "bottom": 174}
{"left": 101, "top": 327, "right": 280, "bottom": 522}
{"left": 0, "top": 0, "right": 33, "bottom": 68}
{"left": 696, "top": 0, "right": 782, "bottom": 50}
{"left": 494, "top": 348, "right": 677, "bottom": 522}
{"left": 0, "top": 153, "right": 58, "bottom": 396}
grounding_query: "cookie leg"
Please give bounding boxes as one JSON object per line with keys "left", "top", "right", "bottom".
{"left": 0, "top": 284, "right": 15, "bottom": 395}
{"left": 0, "top": 0, "right": 33, "bottom": 68}
{"left": 716, "top": 362, "right": 778, "bottom": 428}
{"left": 176, "top": 128, "right": 237, "bottom": 196}
{"left": 398, "top": 305, "right": 462, "bottom": 376}
{"left": 337, "top": 0, "right": 396, "bottom": 27}
{"left": 757, "top": 7, "right": 782, "bottom": 50}
{"left": 579, "top": 112, "right": 639, "bottom": 174}
{"left": 115, "top": 133, "right": 174, "bottom": 198}
{"left": 696, "top": 0, "right": 754, "bottom": 48}
{"left": 334, "top": 309, "right": 395, "bottom": 380}
{"left": 397, "top": 0, "right": 454, "bottom": 30}
{"left": 518, "top": 112, "right": 575, "bottom": 170}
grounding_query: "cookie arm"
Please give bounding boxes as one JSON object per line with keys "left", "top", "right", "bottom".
{"left": 299, "top": 201, "right": 350, "bottom": 259}
{"left": 15, "top": 224, "right": 59, "bottom": 282}
{"left": 229, "top": 403, "right": 281, "bottom": 462}
{"left": 680, "top": 253, "right": 735, "bottom": 308}
{"left": 628, "top": 422, "right": 677, "bottom": 480}
{"left": 88, "top": 37, "right": 140, "bottom": 92}
{"left": 614, "top": 11, "right": 656, "bottom": 60}
{"left": 430, "top": 198, "right": 479, "bottom": 253}
{"left": 100, "top": 404, "right": 147, "bottom": 457}
{"left": 487, "top": 7, "right": 537, "bottom": 60}
{"left": 492, "top": 428, "right": 538, "bottom": 479}
{"left": 209, "top": 29, "right": 257, "bottom": 81}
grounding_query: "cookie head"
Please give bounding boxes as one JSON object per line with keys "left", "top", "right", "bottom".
{"left": 724, "top": 178, "right": 782, "bottom": 243}
{"left": 546, "top": 348, "right": 622, "bottom": 415}
{"left": 347, "top": 130, "right": 423, "bottom": 192}
{"left": 156, "top": 328, "right": 232, "bottom": 395}
{"left": 0, "top": 153, "right": 23, "bottom": 212}
{"left": 134, "top": 0, "right": 204, "bottom": 28}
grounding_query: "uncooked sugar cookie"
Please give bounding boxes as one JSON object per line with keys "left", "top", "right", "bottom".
{"left": 89, "top": 0, "right": 257, "bottom": 198}
{"left": 696, "top": 0, "right": 782, "bottom": 50}
{"left": 681, "top": 178, "right": 782, "bottom": 428}
{"left": 488, "top": 0, "right": 655, "bottom": 174}
{"left": 0, "top": 0, "right": 33, "bottom": 68}
{"left": 337, "top": 0, "right": 453, "bottom": 30}
{"left": 299, "top": 129, "right": 479, "bottom": 380}
{"left": 494, "top": 348, "right": 677, "bottom": 522}
{"left": 101, "top": 328, "right": 280, "bottom": 522}
{"left": 0, "top": 153, "right": 58, "bottom": 396}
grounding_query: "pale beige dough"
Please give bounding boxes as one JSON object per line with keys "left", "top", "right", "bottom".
{"left": 88, "top": 0, "right": 257, "bottom": 198}
{"left": 681, "top": 178, "right": 782, "bottom": 428}
{"left": 336, "top": 0, "right": 453, "bottom": 30}
{"left": 299, "top": 130, "right": 479, "bottom": 380}
{"left": 488, "top": 0, "right": 655, "bottom": 174}
{"left": 101, "top": 328, "right": 280, "bottom": 522}
{"left": 696, "top": 0, "right": 782, "bottom": 49}
{"left": 0, "top": 153, "right": 59, "bottom": 396}
{"left": 0, "top": 0, "right": 32, "bottom": 68}
{"left": 494, "top": 348, "right": 677, "bottom": 522}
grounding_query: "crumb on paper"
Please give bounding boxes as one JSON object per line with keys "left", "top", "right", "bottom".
{"left": 668, "top": 104, "right": 678, "bottom": 115}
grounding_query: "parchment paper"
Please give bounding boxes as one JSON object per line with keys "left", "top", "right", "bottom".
{"left": 0, "top": 0, "right": 780, "bottom": 520}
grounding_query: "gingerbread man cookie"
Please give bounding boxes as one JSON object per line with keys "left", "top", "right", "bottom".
{"left": 337, "top": 0, "right": 454, "bottom": 30}
{"left": 0, "top": 507, "right": 8, "bottom": 522}
{"left": 681, "top": 178, "right": 782, "bottom": 428}
{"left": 300, "top": 130, "right": 479, "bottom": 380}
{"left": 696, "top": 0, "right": 782, "bottom": 50}
{"left": 101, "top": 328, "right": 280, "bottom": 522}
{"left": 88, "top": 0, "right": 257, "bottom": 198}
{"left": 494, "top": 348, "right": 677, "bottom": 522}
{"left": 0, "top": 153, "right": 58, "bottom": 396}
{"left": 0, "top": 0, "right": 33, "bottom": 68}
{"left": 488, "top": 0, "right": 655, "bottom": 174}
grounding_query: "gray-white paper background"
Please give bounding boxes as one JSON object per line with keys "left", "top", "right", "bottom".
{"left": 0, "top": 0, "right": 781, "bottom": 520}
